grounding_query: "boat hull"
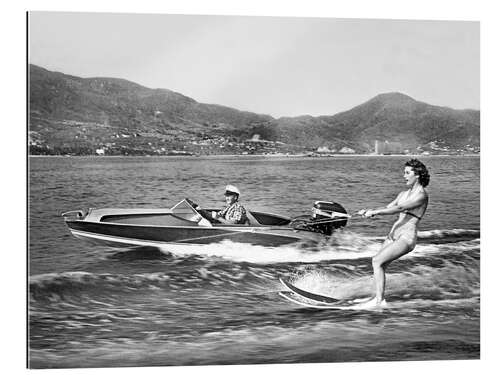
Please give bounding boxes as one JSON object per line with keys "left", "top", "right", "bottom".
{"left": 62, "top": 199, "right": 329, "bottom": 249}
{"left": 66, "top": 220, "right": 317, "bottom": 248}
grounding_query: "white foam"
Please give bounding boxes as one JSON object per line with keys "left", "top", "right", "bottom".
{"left": 408, "top": 239, "right": 480, "bottom": 258}
{"left": 156, "top": 235, "right": 379, "bottom": 264}
{"left": 418, "top": 228, "right": 480, "bottom": 238}
{"left": 155, "top": 229, "right": 480, "bottom": 264}
{"left": 29, "top": 271, "right": 94, "bottom": 284}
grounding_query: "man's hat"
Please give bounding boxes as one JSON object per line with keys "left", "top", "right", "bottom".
{"left": 224, "top": 185, "right": 240, "bottom": 196}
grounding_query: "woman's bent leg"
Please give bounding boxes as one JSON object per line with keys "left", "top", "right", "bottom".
{"left": 372, "top": 239, "right": 412, "bottom": 303}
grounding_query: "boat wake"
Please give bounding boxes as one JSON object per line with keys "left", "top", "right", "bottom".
{"left": 156, "top": 231, "right": 380, "bottom": 264}
{"left": 29, "top": 238, "right": 479, "bottom": 314}
{"left": 154, "top": 228, "right": 480, "bottom": 264}
{"left": 29, "top": 227, "right": 479, "bottom": 308}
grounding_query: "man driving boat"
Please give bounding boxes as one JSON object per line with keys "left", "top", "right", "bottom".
{"left": 211, "top": 185, "right": 249, "bottom": 225}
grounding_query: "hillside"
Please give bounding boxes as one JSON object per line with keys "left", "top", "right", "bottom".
{"left": 29, "top": 64, "right": 273, "bottom": 155}
{"left": 28, "top": 65, "right": 480, "bottom": 155}
{"left": 249, "top": 93, "right": 480, "bottom": 152}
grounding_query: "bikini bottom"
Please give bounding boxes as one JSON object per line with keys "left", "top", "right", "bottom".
{"left": 387, "top": 225, "right": 417, "bottom": 251}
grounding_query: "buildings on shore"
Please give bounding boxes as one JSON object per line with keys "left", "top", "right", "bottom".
{"left": 374, "top": 140, "right": 404, "bottom": 155}
{"left": 29, "top": 130, "right": 480, "bottom": 156}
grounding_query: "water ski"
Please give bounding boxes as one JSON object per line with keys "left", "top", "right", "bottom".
{"left": 279, "top": 291, "right": 354, "bottom": 310}
{"left": 279, "top": 291, "right": 386, "bottom": 310}
{"left": 279, "top": 277, "right": 340, "bottom": 303}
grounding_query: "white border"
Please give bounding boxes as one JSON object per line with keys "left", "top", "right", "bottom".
{"left": 3, "top": 1, "right": 497, "bottom": 375}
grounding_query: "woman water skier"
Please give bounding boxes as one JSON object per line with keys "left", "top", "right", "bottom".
{"left": 356, "top": 159, "right": 430, "bottom": 308}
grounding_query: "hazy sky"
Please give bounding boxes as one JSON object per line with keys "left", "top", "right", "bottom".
{"left": 29, "top": 12, "right": 479, "bottom": 117}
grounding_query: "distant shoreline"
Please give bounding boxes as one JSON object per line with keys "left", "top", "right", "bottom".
{"left": 28, "top": 153, "right": 480, "bottom": 158}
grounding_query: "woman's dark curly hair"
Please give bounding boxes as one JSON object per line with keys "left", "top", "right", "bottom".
{"left": 405, "top": 159, "right": 430, "bottom": 187}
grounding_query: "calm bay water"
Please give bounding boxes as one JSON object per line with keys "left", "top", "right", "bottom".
{"left": 28, "top": 155, "right": 480, "bottom": 368}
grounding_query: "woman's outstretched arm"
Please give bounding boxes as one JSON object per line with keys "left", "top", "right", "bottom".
{"left": 361, "top": 191, "right": 427, "bottom": 217}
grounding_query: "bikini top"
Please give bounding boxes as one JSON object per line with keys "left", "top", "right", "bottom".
{"left": 403, "top": 211, "right": 423, "bottom": 220}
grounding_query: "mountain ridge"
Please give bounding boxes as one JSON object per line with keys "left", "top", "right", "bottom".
{"left": 28, "top": 64, "right": 480, "bottom": 155}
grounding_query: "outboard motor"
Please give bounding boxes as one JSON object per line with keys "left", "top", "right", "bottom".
{"left": 291, "top": 201, "right": 348, "bottom": 235}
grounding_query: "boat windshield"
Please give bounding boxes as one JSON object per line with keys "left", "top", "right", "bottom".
{"left": 171, "top": 199, "right": 204, "bottom": 223}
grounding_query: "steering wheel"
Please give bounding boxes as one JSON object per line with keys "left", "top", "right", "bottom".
{"left": 185, "top": 198, "right": 221, "bottom": 223}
